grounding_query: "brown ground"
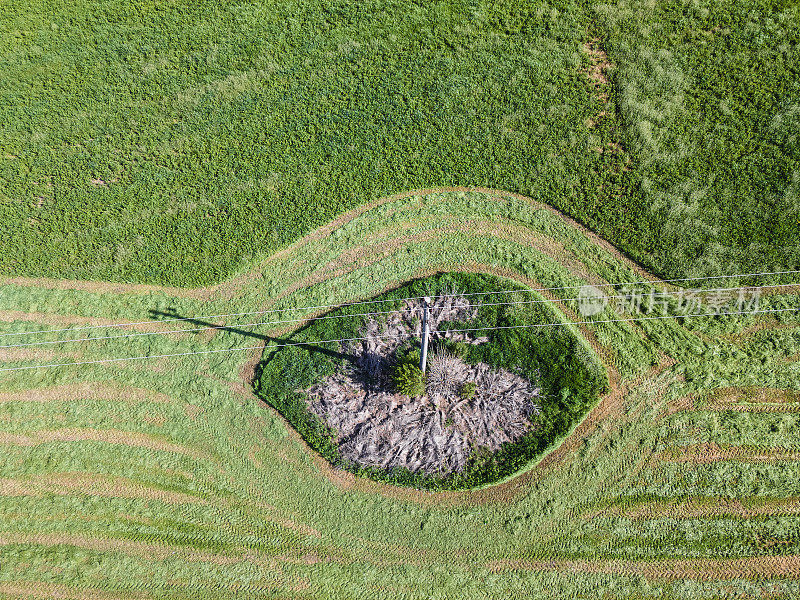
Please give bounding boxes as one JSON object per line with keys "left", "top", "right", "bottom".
{"left": 662, "top": 441, "right": 800, "bottom": 464}
{"left": 0, "top": 383, "right": 175, "bottom": 405}
{"left": 710, "top": 386, "right": 800, "bottom": 405}
{"left": 667, "top": 387, "right": 800, "bottom": 414}
{"left": 305, "top": 294, "right": 540, "bottom": 476}
{"left": 583, "top": 37, "right": 611, "bottom": 94}
{"left": 487, "top": 554, "right": 800, "bottom": 581}
{"left": 0, "top": 428, "right": 210, "bottom": 460}
{"left": 0, "top": 473, "right": 209, "bottom": 505}
{"left": 580, "top": 36, "right": 629, "bottom": 164}
{"left": 582, "top": 36, "right": 611, "bottom": 134}
{"left": 0, "top": 582, "right": 152, "bottom": 600}
{"left": 582, "top": 496, "right": 800, "bottom": 521}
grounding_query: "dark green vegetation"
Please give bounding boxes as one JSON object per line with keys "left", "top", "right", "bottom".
{"left": 0, "top": 0, "right": 599, "bottom": 285}
{"left": 391, "top": 348, "right": 425, "bottom": 398}
{"left": 4, "top": 0, "right": 796, "bottom": 285}
{"left": 594, "top": 0, "right": 800, "bottom": 280}
{"left": 255, "top": 272, "right": 608, "bottom": 490}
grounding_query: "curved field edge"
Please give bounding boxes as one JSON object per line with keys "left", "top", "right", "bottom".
{"left": 0, "top": 189, "right": 797, "bottom": 597}
{"left": 0, "top": 186, "right": 684, "bottom": 299}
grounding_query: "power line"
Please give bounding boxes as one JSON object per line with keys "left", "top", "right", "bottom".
{"left": 0, "top": 283, "right": 791, "bottom": 350}
{"left": 1, "top": 306, "right": 796, "bottom": 373}
{"left": 1, "top": 268, "right": 798, "bottom": 340}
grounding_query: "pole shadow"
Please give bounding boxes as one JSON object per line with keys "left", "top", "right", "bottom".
{"left": 147, "top": 307, "right": 356, "bottom": 368}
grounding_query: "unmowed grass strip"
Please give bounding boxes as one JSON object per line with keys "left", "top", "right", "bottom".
{"left": 3, "top": 0, "right": 798, "bottom": 289}
{"left": 592, "top": 0, "right": 800, "bottom": 281}
{"left": 0, "top": 0, "right": 607, "bottom": 286}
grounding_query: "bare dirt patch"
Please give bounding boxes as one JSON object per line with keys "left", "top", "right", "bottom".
{"left": 709, "top": 386, "right": 800, "bottom": 407}
{"left": 664, "top": 392, "right": 700, "bottom": 416}
{"left": 583, "top": 37, "right": 611, "bottom": 97}
{"left": 668, "top": 387, "right": 800, "bottom": 414}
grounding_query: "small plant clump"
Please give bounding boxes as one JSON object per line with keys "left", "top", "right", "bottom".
{"left": 459, "top": 381, "right": 477, "bottom": 400}
{"left": 426, "top": 349, "right": 462, "bottom": 397}
{"left": 392, "top": 350, "right": 426, "bottom": 398}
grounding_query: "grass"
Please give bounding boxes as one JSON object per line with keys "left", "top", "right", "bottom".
{"left": 591, "top": 0, "right": 800, "bottom": 280}
{"left": 4, "top": 1, "right": 796, "bottom": 288}
{"left": 0, "top": 0, "right": 799, "bottom": 595}
{"left": 0, "top": 189, "right": 797, "bottom": 598}
{"left": 0, "top": 0, "right": 604, "bottom": 286}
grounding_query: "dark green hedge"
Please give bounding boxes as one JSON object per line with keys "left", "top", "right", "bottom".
{"left": 254, "top": 272, "right": 608, "bottom": 490}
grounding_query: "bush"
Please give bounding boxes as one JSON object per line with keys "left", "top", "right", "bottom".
{"left": 393, "top": 362, "right": 426, "bottom": 398}
{"left": 450, "top": 341, "right": 471, "bottom": 360}
{"left": 459, "top": 381, "right": 477, "bottom": 400}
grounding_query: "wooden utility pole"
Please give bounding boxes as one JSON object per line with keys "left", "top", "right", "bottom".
{"left": 420, "top": 297, "right": 430, "bottom": 374}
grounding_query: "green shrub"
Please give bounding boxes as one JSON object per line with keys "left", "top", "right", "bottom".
{"left": 392, "top": 359, "right": 426, "bottom": 398}
{"left": 459, "top": 381, "right": 477, "bottom": 400}
{"left": 451, "top": 341, "right": 471, "bottom": 360}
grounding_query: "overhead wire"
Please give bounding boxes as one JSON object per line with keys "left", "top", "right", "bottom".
{"left": 1, "top": 268, "right": 797, "bottom": 339}
{"left": 0, "top": 283, "right": 792, "bottom": 350}
{"left": 1, "top": 305, "right": 797, "bottom": 373}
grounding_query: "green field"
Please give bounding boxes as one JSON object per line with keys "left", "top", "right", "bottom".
{"left": 2, "top": 0, "right": 797, "bottom": 285}
{"left": 1, "top": 0, "right": 800, "bottom": 598}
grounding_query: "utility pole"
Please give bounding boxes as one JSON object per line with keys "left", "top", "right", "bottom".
{"left": 420, "top": 297, "right": 430, "bottom": 374}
